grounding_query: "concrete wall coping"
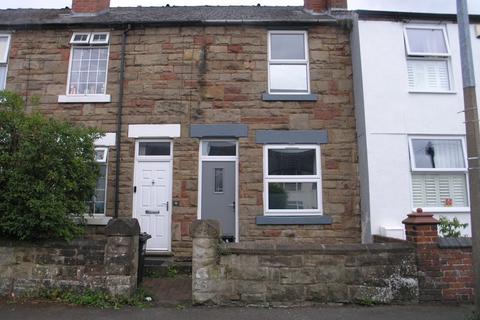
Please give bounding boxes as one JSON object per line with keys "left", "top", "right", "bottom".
{"left": 105, "top": 218, "right": 140, "bottom": 236}
{"left": 221, "top": 241, "right": 414, "bottom": 256}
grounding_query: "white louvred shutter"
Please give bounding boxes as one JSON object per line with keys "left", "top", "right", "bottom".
{"left": 412, "top": 174, "right": 468, "bottom": 208}
{"left": 407, "top": 59, "right": 450, "bottom": 91}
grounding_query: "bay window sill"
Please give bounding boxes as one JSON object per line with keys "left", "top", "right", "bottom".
{"left": 256, "top": 214, "right": 332, "bottom": 225}
{"left": 58, "top": 94, "right": 111, "bottom": 103}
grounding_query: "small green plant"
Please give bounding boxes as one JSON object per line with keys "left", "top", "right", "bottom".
{"left": 465, "top": 311, "right": 480, "bottom": 320}
{"left": 439, "top": 216, "right": 468, "bottom": 238}
{"left": 24, "top": 288, "right": 152, "bottom": 309}
{"left": 176, "top": 303, "right": 186, "bottom": 310}
{"left": 167, "top": 266, "right": 178, "bottom": 278}
{"left": 355, "top": 297, "right": 377, "bottom": 307}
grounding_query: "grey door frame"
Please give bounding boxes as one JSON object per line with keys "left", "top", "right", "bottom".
{"left": 197, "top": 139, "right": 239, "bottom": 242}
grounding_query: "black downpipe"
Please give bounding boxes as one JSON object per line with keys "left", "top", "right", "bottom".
{"left": 114, "top": 25, "right": 130, "bottom": 219}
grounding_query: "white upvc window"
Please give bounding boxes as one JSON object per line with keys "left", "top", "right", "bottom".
{"left": 404, "top": 25, "right": 453, "bottom": 93}
{"left": 0, "top": 34, "right": 11, "bottom": 90}
{"left": 65, "top": 32, "right": 110, "bottom": 96}
{"left": 408, "top": 136, "right": 469, "bottom": 212}
{"left": 87, "top": 147, "right": 109, "bottom": 216}
{"left": 263, "top": 144, "right": 322, "bottom": 215}
{"left": 268, "top": 30, "right": 310, "bottom": 94}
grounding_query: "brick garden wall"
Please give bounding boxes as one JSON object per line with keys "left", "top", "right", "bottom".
{"left": 439, "top": 246, "right": 473, "bottom": 303}
{"left": 0, "top": 218, "right": 139, "bottom": 297}
{"left": 6, "top": 23, "right": 360, "bottom": 258}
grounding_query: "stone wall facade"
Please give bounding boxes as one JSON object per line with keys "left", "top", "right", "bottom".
{"left": 5, "top": 22, "right": 359, "bottom": 258}
{"left": 0, "top": 218, "right": 139, "bottom": 297}
{"left": 191, "top": 220, "right": 418, "bottom": 306}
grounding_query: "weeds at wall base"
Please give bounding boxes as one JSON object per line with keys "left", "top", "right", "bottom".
{"left": 9, "top": 288, "right": 153, "bottom": 309}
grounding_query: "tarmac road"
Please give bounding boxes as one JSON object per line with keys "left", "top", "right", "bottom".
{"left": 0, "top": 302, "right": 474, "bottom": 320}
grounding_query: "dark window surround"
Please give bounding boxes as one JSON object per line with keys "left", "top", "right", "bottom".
{"left": 262, "top": 93, "right": 318, "bottom": 101}
{"left": 190, "top": 124, "right": 248, "bottom": 138}
{"left": 256, "top": 130, "right": 328, "bottom": 145}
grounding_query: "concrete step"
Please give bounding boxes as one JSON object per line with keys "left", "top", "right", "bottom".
{"left": 143, "top": 255, "right": 192, "bottom": 278}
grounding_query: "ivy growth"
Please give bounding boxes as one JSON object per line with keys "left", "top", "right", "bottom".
{"left": 0, "top": 91, "right": 102, "bottom": 241}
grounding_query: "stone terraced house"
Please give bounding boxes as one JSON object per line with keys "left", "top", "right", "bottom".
{"left": 0, "top": 0, "right": 359, "bottom": 260}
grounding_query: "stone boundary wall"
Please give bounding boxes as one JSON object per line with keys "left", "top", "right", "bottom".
{"left": 191, "top": 220, "right": 419, "bottom": 306}
{"left": 0, "top": 218, "right": 140, "bottom": 297}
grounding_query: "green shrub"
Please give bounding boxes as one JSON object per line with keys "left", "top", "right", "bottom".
{"left": 0, "top": 91, "right": 102, "bottom": 241}
{"left": 439, "top": 216, "right": 468, "bottom": 238}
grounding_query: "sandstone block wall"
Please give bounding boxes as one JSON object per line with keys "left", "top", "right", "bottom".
{"left": 0, "top": 218, "right": 139, "bottom": 297}
{"left": 6, "top": 24, "right": 359, "bottom": 258}
{"left": 191, "top": 220, "right": 418, "bottom": 306}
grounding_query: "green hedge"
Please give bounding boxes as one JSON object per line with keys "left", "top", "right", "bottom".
{"left": 0, "top": 91, "right": 102, "bottom": 240}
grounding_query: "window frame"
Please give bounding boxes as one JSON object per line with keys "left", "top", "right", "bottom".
{"left": 135, "top": 139, "right": 173, "bottom": 162}
{"left": 408, "top": 135, "right": 470, "bottom": 212}
{"left": 200, "top": 139, "right": 238, "bottom": 162}
{"left": 88, "top": 147, "right": 109, "bottom": 217}
{"left": 403, "top": 24, "right": 454, "bottom": 93}
{"left": 0, "top": 34, "right": 11, "bottom": 90}
{"left": 70, "top": 32, "right": 91, "bottom": 45}
{"left": 90, "top": 32, "right": 110, "bottom": 45}
{"left": 263, "top": 144, "right": 323, "bottom": 215}
{"left": 65, "top": 32, "right": 110, "bottom": 97}
{"left": 403, "top": 25, "right": 451, "bottom": 57}
{"left": 267, "top": 30, "right": 310, "bottom": 95}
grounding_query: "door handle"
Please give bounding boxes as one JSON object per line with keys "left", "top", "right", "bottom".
{"left": 227, "top": 201, "right": 235, "bottom": 211}
{"left": 145, "top": 210, "right": 160, "bottom": 214}
{"left": 165, "top": 201, "right": 169, "bottom": 211}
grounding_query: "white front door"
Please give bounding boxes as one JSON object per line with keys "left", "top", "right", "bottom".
{"left": 133, "top": 141, "right": 172, "bottom": 252}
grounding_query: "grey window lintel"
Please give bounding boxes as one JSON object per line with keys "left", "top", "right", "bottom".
{"left": 256, "top": 215, "right": 332, "bottom": 225}
{"left": 190, "top": 124, "right": 248, "bottom": 138}
{"left": 256, "top": 130, "right": 328, "bottom": 144}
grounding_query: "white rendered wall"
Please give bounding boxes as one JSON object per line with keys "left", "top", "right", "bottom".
{"left": 356, "top": 20, "right": 480, "bottom": 238}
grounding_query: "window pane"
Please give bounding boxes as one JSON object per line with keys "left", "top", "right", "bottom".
{"left": 411, "top": 139, "right": 465, "bottom": 169}
{"left": 69, "top": 47, "right": 108, "bottom": 95}
{"left": 214, "top": 168, "right": 224, "bottom": 193}
{"left": 412, "top": 173, "right": 468, "bottom": 208}
{"left": 268, "top": 182, "right": 318, "bottom": 210}
{"left": 0, "top": 66, "right": 6, "bottom": 90}
{"left": 407, "top": 59, "right": 450, "bottom": 91}
{"left": 268, "top": 148, "right": 316, "bottom": 175}
{"left": 139, "top": 142, "right": 170, "bottom": 156}
{"left": 0, "top": 36, "right": 9, "bottom": 63}
{"left": 202, "top": 141, "right": 236, "bottom": 156}
{"left": 406, "top": 28, "right": 448, "bottom": 54}
{"left": 269, "top": 64, "right": 308, "bottom": 92}
{"left": 271, "top": 33, "right": 305, "bottom": 60}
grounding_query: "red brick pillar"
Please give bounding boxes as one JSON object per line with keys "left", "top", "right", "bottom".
{"left": 402, "top": 209, "right": 442, "bottom": 302}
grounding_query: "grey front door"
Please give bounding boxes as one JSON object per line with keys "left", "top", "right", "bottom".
{"left": 201, "top": 161, "right": 236, "bottom": 238}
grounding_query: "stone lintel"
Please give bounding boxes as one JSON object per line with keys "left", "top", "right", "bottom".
{"left": 105, "top": 218, "right": 140, "bottom": 236}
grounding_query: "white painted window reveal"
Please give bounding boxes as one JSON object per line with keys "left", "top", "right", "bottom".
{"left": 263, "top": 144, "right": 322, "bottom": 215}
{"left": 87, "top": 147, "right": 109, "bottom": 216}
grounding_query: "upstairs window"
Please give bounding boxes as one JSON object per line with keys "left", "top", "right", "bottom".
{"left": 268, "top": 31, "right": 310, "bottom": 94}
{"left": 409, "top": 137, "right": 469, "bottom": 210}
{"left": 0, "top": 34, "right": 11, "bottom": 90}
{"left": 404, "top": 26, "right": 452, "bottom": 92}
{"left": 67, "top": 32, "right": 109, "bottom": 95}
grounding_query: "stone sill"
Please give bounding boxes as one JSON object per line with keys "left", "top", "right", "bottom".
{"left": 85, "top": 215, "right": 111, "bottom": 226}
{"left": 58, "top": 94, "right": 111, "bottom": 103}
{"left": 262, "top": 93, "right": 318, "bottom": 101}
{"left": 256, "top": 215, "right": 332, "bottom": 225}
